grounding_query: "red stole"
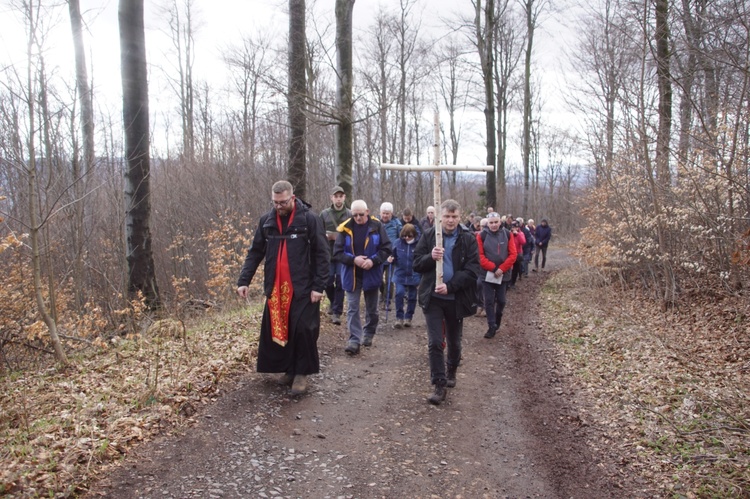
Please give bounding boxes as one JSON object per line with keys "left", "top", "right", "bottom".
{"left": 268, "top": 204, "right": 296, "bottom": 346}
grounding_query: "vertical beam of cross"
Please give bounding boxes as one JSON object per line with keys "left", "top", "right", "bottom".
{"left": 380, "top": 113, "right": 493, "bottom": 285}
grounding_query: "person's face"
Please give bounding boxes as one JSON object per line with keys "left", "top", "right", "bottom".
{"left": 487, "top": 218, "right": 501, "bottom": 231}
{"left": 426, "top": 209, "right": 435, "bottom": 220}
{"left": 380, "top": 210, "right": 392, "bottom": 222}
{"left": 403, "top": 214, "right": 413, "bottom": 223}
{"left": 331, "top": 192, "right": 346, "bottom": 209}
{"left": 352, "top": 208, "right": 369, "bottom": 225}
{"left": 272, "top": 190, "right": 295, "bottom": 216}
{"left": 441, "top": 209, "right": 460, "bottom": 232}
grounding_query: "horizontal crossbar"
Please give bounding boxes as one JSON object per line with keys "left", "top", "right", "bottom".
{"left": 380, "top": 163, "right": 493, "bottom": 172}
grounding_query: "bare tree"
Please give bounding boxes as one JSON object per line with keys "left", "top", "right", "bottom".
{"left": 162, "top": 0, "right": 198, "bottom": 162}
{"left": 519, "top": 0, "right": 550, "bottom": 217}
{"left": 472, "top": 0, "right": 497, "bottom": 210}
{"left": 335, "top": 0, "right": 355, "bottom": 197}
{"left": 67, "top": 0, "right": 95, "bottom": 311}
{"left": 288, "top": 0, "right": 308, "bottom": 198}
{"left": 20, "top": 0, "right": 70, "bottom": 364}
{"left": 119, "top": 0, "right": 161, "bottom": 309}
{"left": 493, "top": 0, "right": 522, "bottom": 210}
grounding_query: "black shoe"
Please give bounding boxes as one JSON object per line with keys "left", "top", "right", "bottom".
{"left": 345, "top": 341, "right": 360, "bottom": 355}
{"left": 428, "top": 384, "right": 447, "bottom": 405}
{"left": 446, "top": 368, "right": 457, "bottom": 388}
{"left": 484, "top": 326, "right": 496, "bottom": 339}
{"left": 362, "top": 335, "right": 373, "bottom": 347}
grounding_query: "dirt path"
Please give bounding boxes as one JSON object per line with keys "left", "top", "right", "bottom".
{"left": 90, "top": 248, "right": 634, "bottom": 498}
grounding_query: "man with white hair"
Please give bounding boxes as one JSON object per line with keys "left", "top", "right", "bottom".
{"left": 419, "top": 206, "right": 435, "bottom": 232}
{"left": 378, "top": 202, "right": 402, "bottom": 312}
{"left": 333, "top": 200, "right": 392, "bottom": 354}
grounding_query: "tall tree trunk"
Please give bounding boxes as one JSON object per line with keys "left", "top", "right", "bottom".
{"left": 288, "top": 0, "right": 307, "bottom": 198}
{"left": 68, "top": 0, "right": 95, "bottom": 311}
{"left": 521, "top": 0, "right": 534, "bottom": 217}
{"left": 475, "top": 0, "right": 497, "bottom": 210}
{"left": 335, "top": 0, "right": 355, "bottom": 198}
{"left": 654, "top": 0, "right": 672, "bottom": 185}
{"left": 119, "top": 0, "right": 161, "bottom": 309}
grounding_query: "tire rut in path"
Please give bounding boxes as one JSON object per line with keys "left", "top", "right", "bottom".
{"left": 91, "top": 251, "right": 629, "bottom": 498}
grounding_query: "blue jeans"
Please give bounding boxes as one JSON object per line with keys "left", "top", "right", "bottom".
{"left": 423, "top": 297, "right": 463, "bottom": 386}
{"left": 482, "top": 281, "right": 507, "bottom": 329}
{"left": 394, "top": 283, "right": 417, "bottom": 320}
{"left": 325, "top": 262, "right": 345, "bottom": 316}
{"left": 345, "top": 286, "right": 379, "bottom": 344}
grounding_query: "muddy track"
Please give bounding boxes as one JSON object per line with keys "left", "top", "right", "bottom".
{"left": 89, "top": 248, "right": 635, "bottom": 498}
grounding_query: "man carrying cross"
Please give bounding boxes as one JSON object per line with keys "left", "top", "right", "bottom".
{"left": 413, "top": 199, "right": 481, "bottom": 405}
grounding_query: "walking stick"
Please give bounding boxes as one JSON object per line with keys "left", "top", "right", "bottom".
{"left": 385, "top": 263, "right": 394, "bottom": 323}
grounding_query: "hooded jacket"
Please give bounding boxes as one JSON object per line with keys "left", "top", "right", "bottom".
{"left": 332, "top": 216, "right": 392, "bottom": 292}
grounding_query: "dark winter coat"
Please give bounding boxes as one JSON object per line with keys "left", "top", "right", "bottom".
{"left": 332, "top": 216, "right": 392, "bottom": 292}
{"left": 413, "top": 225, "right": 480, "bottom": 319}
{"left": 237, "top": 198, "right": 329, "bottom": 298}
{"left": 535, "top": 223, "right": 552, "bottom": 247}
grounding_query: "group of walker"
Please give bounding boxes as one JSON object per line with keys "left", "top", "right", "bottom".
{"left": 237, "top": 181, "right": 551, "bottom": 405}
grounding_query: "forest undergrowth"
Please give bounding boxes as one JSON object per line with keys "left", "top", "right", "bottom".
{"left": 542, "top": 267, "right": 750, "bottom": 497}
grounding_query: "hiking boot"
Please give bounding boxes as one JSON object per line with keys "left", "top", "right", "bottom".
{"left": 394, "top": 319, "right": 404, "bottom": 329}
{"left": 290, "top": 375, "right": 308, "bottom": 395}
{"left": 331, "top": 315, "right": 342, "bottom": 325}
{"left": 278, "top": 372, "right": 294, "bottom": 386}
{"left": 427, "top": 384, "right": 447, "bottom": 405}
{"left": 403, "top": 319, "right": 412, "bottom": 328}
{"left": 446, "top": 367, "right": 457, "bottom": 388}
{"left": 345, "top": 341, "right": 360, "bottom": 355}
{"left": 362, "top": 335, "right": 374, "bottom": 347}
{"left": 484, "top": 326, "right": 496, "bottom": 339}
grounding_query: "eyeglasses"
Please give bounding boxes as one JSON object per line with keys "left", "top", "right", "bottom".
{"left": 272, "top": 197, "right": 293, "bottom": 207}
{"left": 352, "top": 213, "right": 367, "bottom": 218}
{"left": 404, "top": 235, "right": 414, "bottom": 239}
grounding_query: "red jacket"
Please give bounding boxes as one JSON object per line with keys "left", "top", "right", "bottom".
{"left": 477, "top": 228, "right": 517, "bottom": 274}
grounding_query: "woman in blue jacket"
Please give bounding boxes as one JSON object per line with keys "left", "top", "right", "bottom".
{"left": 388, "top": 223, "right": 421, "bottom": 329}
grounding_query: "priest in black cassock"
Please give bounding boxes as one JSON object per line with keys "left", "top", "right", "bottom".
{"left": 237, "top": 180, "right": 329, "bottom": 396}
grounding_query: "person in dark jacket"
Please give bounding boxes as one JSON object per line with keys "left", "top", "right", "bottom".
{"left": 533, "top": 218, "right": 552, "bottom": 272}
{"left": 413, "top": 199, "right": 481, "bottom": 405}
{"left": 419, "top": 206, "right": 435, "bottom": 232}
{"left": 237, "top": 180, "right": 329, "bottom": 396}
{"left": 333, "top": 200, "right": 392, "bottom": 355}
{"left": 388, "top": 223, "right": 421, "bottom": 329}
{"left": 398, "top": 207, "right": 422, "bottom": 241}
{"left": 320, "top": 185, "right": 351, "bottom": 324}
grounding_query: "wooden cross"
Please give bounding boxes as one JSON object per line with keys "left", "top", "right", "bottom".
{"left": 380, "top": 112, "right": 493, "bottom": 285}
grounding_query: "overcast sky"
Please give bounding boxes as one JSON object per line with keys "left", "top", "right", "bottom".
{"left": 0, "top": 0, "right": 579, "bottom": 165}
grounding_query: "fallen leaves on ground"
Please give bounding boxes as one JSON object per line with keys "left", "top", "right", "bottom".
{"left": 541, "top": 267, "right": 750, "bottom": 497}
{"left": 0, "top": 308, "right": 261, "bottom": 497}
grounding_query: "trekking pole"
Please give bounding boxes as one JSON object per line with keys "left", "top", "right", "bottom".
{"left": 385, "top": 263, "right": 394, "bottom": 323}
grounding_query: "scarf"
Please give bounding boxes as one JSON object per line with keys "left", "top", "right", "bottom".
{"left": 268, "top": 203, "right": 296, "bottom": 346}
